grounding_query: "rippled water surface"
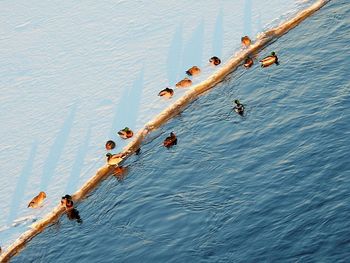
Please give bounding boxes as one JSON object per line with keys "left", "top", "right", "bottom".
{"left": 12, "top": 1, "right": 350, "bottom": 262}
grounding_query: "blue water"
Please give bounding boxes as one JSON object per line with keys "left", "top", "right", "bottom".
{"left": 12, "top": 1, "right": 350, "bottom": 262}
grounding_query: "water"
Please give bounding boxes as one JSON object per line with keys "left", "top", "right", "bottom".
{"left": 9, "top": 1, "right": 350, "bottom": 262}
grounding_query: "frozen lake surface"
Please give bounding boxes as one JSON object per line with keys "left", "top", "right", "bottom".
{"left": 2, "top": 1, "right": 344, "bottom": 260}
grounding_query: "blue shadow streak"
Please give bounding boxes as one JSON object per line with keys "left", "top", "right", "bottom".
{"left": 39, "top": 103, "right": 78, "bottom": 191}
{"left": 213, "top": 9, "right": 224, "bottom": 58}
{"left": 243, "top": 0, "right": 253, "bottom": 36}
{"left": 65, "top": 126, "right": 91, "bottom": 194}
{"left": 109, "top": 68, "right": 144, "bottom": 138}
{"left": 166, "top": 24, "right": 183, "bottom": 85}
{"left": 7, "top": 140, "right": 38, "bottom": 224}
{"left": 181, "top": 20, "right": 204, "bottom": 72}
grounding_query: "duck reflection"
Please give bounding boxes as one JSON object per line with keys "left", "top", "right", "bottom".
{"left": 61, "top": 195, "right": 82, "bottom": 223}
{"left": 113, "top": 166, "right": 129, "bottom": 182}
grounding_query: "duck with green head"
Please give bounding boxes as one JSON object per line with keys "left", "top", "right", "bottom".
{"left": 260, "top": 52, "right": 279, "bottom": 68}
{"left": 118, "top": 127, "right": 133, "bottom": 139}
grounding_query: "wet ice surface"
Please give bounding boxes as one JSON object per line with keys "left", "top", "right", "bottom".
{"left": 1, "top": 0, "right": 312, "bottom": 250}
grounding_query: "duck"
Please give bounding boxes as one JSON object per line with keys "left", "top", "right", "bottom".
{"left": 175, "top": 78, "right": 192, "bottom": 88}
{"left": 209, "top": 56, "right": 221, "bottom": 66}
{"left": 106, "top": 152, "right": 125, "bottom": 165}
{"left": 158, "top": 87, "right": 174, "bottom": 98}
{"left": 28, "top": 191, "right": 46, "bottom": 208}
{"left": 244, "top": 57, "right": 254, "bottom": 68}
{"left": 260, "top": 52, "right": 279, "bottom": 67}
{"left": 163, "top": 132, "right": 177, "bottom": 148}
{"left": 118, "top": 127, "right": 133, "bottom": 139}
{"left": 186, "top": 66, "right": 201, "bottom": 76}
{"left": 241, "top": 36, "right": 252, "bottom": 47}
{"left": 105, "top": 140, "right": 116, "bottom": 150}
{"left": 234, "top": 100, "right": 244, "bottom": 115}
{"left": 61, "top": 194, "right": 74, "bottom": 210}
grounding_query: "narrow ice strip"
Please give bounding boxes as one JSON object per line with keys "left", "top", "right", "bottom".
{"left": 0, "top": 0, "right": 330, "bottom": 261}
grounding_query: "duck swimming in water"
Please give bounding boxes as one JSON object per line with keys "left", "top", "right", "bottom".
{"left": 241, "top": 36, "right": 252, "bottom": 47}
{"left": 209, "top": 56, "right": 221, "bottom": 66}
{"left": 61, "top": 195, "right": 74, "bottom": 210}
{"left": 163, "top": 132, "right": 177, "bottom": 148}
{"left": 234, "top": 100, "right": 244, "bottom": 115}
{"left": 186, "top": 66, "right": 201, "bottom": 76}
{"left": 176, "top": 78, "right": 192, "bottom": 88}
{"left": 28, "top": 191, "right": 46, "bottom": 208}
{"left": 105, "top": 140, "right": 116, "bottom": 150}
{"left": 260, "top": 52, "right": 279, "bottom": 68}
{"left": 118, "top": 127, "right": 133, "bottom": 139}
{"left": 158, "top": 87, "right": 174, "bottom": 98}
{"left": 244, "top": 57, "right": 254, "bottom": 68}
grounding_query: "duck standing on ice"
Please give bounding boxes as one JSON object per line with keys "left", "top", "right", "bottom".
{"left": 186, "top": 66, "right": 201, "bottom": 76}
{"left": 260, "top": 52, "right": 279, "bottom": 68}
{"left": 241, "top": 36, "right": 252, "bottom": 48}
{"left": 28, "top": 191, "right": 46, "bottom": 208}
{"left": 158, "top": 88, "right": 174, "bottom": 98}
{"left": 118, "top": 127, "right": 134, "bottom": 139}
{"left": 176, "top": 78, "right": 192, "bottom": 88}
{"left": 105, "top": 140, "right": 116, "bottom": 150}
{"left": 209, "top": 56, "right": 221, "bottom": 66}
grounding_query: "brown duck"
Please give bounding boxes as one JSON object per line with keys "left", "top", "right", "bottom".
{"left": 105, "top": 140, "right": 116, "bottom": 150}
{"left": 241, "top": 36, "right": 252, "bottom": 47}
{"left": 186, "top": 66, "right": 201, "bottom": 76}
{"left": 163, "top": 132, "right": 177, "bottom": 148}
{"left": 209, "top": 56, "right": 221, "bottom": 66}
{"left": 118, "top": 127, "right": 133, "bottom": 139}
{"left": 244, "top": 57, "right": 254, "bottom": 68}
{"left": 28, "top": 191, "right": 46, "bottom": 208}
{"left": 158, "top": 88, "right": 174, "bottom": 98}
{"left": 176, "top": 78, "right": 192, "bottom": 88}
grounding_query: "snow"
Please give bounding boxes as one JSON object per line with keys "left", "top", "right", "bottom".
{"left": 0, "top": 0, "right": 312, "bottom": 250}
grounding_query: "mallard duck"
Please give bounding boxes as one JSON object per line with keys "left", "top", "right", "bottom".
{"left": 158, "top": 88, "right": 174, "bottom": 98}
{"left": 241, "top": 36, "right": 252, "bottom": 47}
{"left": 106, "top": 152, "right": 125, "bottom": 165}
{"left": 209, "top": 56, "right": 221, "bottom": 66}
{"left": 118, "top": 127, "right": 133, "bottom": 139}
{"left": 175, "top": 78, "right": 192, "bottom": 88}
{"left": 186, "top": 66, "right": 201, "bottom": 76}
{"left": 234, "top": 100, "right": 244, "bottom": 115}
{"left": 61, "top": 194, "right": 74, "bottom": 210}
{"left": 28, "top": 191, "right": 46, "bottom": 208}
{"left": 163, "top": 132, "right": 177, "bottom": 148}
{"left": 105, "top": 140, "right": 116, "bottom": 150}
{"left": 260, "top": 52, "right": 279, "bottom": 68}
{"left": 244, "top": 57, "right": 254, "bottom": 68}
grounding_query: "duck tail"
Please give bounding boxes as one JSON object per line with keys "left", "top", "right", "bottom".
{"left": 186, "top": 70, "right": 191, "bottom": 76}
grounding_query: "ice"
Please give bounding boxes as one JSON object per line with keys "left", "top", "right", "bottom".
{"left": 0, "top": 0, "right": 311, "bottom": 250}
